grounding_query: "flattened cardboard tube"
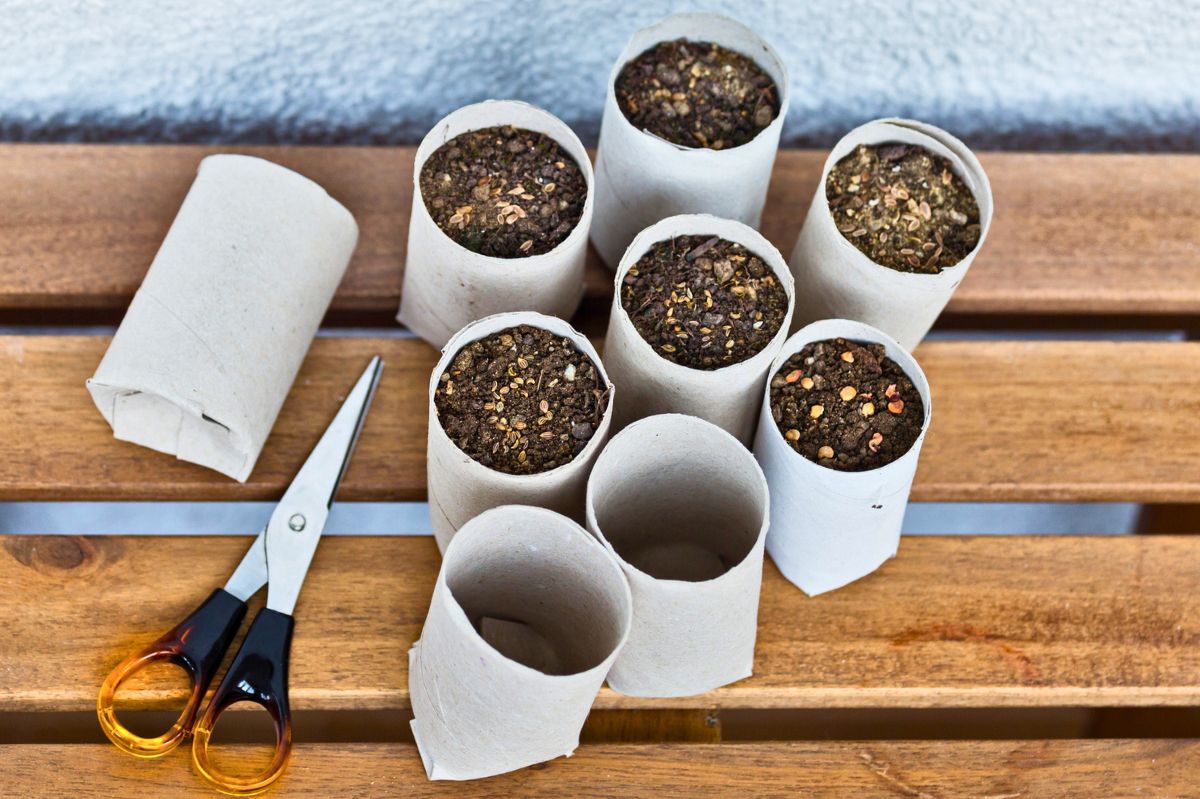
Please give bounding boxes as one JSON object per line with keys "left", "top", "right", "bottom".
{"left": 591, "top": 12, "right": 789, "bottom": 268}
{"left": 753, "top": 319, "right": 932, "bottom": 596}
{"left": 398, "top": 100, "right": 594, "bottom": 348}
{"left": 586, "top": 414, "right": 769, "bottom": 697}
{"left": 603, "top": 214, "right": 794, "bottom": 443}
{"left": 86, "top": 155, "right": 358, "bottom": 481}
{"left": 427, "top": 312, "right": 614, "bottom": 553}
{"left": 409, "top": 505, "right": 632, "bottom": 781}
{"left": 788, "top": 118, "right": 994, "bottom": 351}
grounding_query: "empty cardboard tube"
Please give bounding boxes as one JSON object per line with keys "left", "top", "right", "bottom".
{"left": 398, "top": 100, "right": 594, "bottom": 348}
{"left": 788, "top": 118, "right": 994, "bottom": 350}
{"left": 586, "top": 413, "right": 769, "bottom": 697}
{"left": 753, "top": 318, "right": 933, "bottom": 596}
{"left": 409, "top": 505, "right": 632, "bottom": 780}
{"left": 591, "top": 12, "right": 789, "bottom": 269}
{"left": 427, "top": 311, "right": 615, "bottom": 553}
{"left": 86, "top": 154, "right": 358, "bottom": 481}
{"left": 602, "top": 214, "right": 794, "bottom": 443}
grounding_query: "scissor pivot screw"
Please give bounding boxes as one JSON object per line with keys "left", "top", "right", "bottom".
{"left": 288, "top": 514, "right": 307, "bottom": 532}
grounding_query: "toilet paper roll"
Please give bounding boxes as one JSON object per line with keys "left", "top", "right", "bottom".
{"left": 602, "top": 214, "right": 794, "bottom": 443}
{"left": 398, "top": 100, "right": 594, "bottom": 348}
{"left": 591, "top": 12, "right": 789, "bottom": 268}
{"left": 788, "top": 118, "right": 994, "bottom": 350}
{"left": 410, "top": 505, "right": 633, "bottom": 780}
{"left": 586, "top": 414, "right": 769, "bottom": 697}
{"left": 86, "top": 154, "right": 358, "bottom": 481}
{"left": 427, "top": 311, "right": 614, "bottom": 552}
{"left": 753, "top": 319, "right": 932, "bottom": 596}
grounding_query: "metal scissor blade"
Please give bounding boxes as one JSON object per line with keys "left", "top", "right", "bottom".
{"left": 264, "top": 356, "right": 383, "bottom": 615}
{"left": 223, "top": 529, "right": 268, "bottom": 601}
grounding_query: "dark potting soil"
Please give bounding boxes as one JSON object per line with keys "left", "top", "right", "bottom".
{"left": 419, "top": 126, "right": 587, "bottom": 258}
{"left": 769, "top": 337, "right": 924, "bottom": 471}
{"left": 434, "top": 325, "right": 610, "bottom": 475}
{"left": 826, "top": 142, "right": 982, "bottom": 274}
{"left": 621, "top": 235, "right": 789, "bottom": 370}
{"left": 615, "top": 38, "right": 779, "bottom": 150}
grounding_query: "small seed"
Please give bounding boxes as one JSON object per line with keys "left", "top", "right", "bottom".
{"left": 517, "top": 357, "right": 528, "bottom": 368}
{"left": 869, "top": 432, "right": 884, "bottom": 453}
{"left": 817, "top": 445, "right": 834, "bottom": 459}
{"left": 517, "top": 450, "right": 527, "bottom": 463}
{"left": 784, "top": 369, "right": 802, "bottom": 383}
{"left": 543, "top": 182, "right": 556, "bottom": 193}
{"left": 784, "top": 428, "right": 800, "bottom": 441}
{"left": 861, "top": 402, "right": 876, "bottom": 417}
{"left": 800, "top": 377, "right": 815, "bottom": 390}
{"left": 839, "top": 386, "right": 857, "bottom": 402}
{"left": 539, "top": 400, "right": 550, "bottom": 414}
{"left": 519, "top": 239, "right": 533, "bottom": 253}
{"left": 810, "top": 405, "right": 824, "bottom": 419}
{"left": 885, "top": 383, "right": 898, "bottom": 398}
{"left": 841, "top": 351, "right": 855, "bottom": 363}
{"left": 888, "top": 399, "right": 905, "bottom": 414}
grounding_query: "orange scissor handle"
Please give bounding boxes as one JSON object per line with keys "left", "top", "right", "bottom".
{"left": 192, "top": 608, "right": 295, "bottom": 796}
{"left": 98, "top": 589, "right": 248, "bottom": 758}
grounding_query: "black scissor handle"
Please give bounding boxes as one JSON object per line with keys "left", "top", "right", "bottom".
{"left": 192, "top": 607, "right": 295, "bottom": 796}
{"left": 97, "top": 588, "right": 247, "bottom": 758}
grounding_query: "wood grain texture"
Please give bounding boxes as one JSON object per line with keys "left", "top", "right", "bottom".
{"left": 2, "top": 336, "right": 1200, "bottom": 502}
{"left": 3, "top": 741, "right": 1196, "bottom": 798}
{"left": 2, "top": 535, "right": 1196, "bottom": 713}
{"left": 1, "top": 145, "right": 1197, "bottom": 316}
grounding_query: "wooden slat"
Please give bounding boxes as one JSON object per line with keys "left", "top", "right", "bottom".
{"left": 2, "top": 336, "right": 1200, "bottom": 502}
{"left": 3, "top": 741, "right": 1197, "bottom": 797}
{"left": 1, "top": 145, "right": 1197, "bottom": 317}
{"left": 2, "top": 535, "right": 1197, "bottom": 714}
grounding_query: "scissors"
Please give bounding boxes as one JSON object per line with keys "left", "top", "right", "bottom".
{"left": 97, "top": 355, "right": 383, "bottom": 796}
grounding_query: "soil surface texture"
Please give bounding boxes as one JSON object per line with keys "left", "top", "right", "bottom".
{"left": 435, "top": 325, "right": 609, "bottom": 474}
{"left": 615, "top": 38, "right": 779, "bottom": 150}
{"left": 769, "top": 337, "right": 924, "bottom": 471}
{"left": 420, "top": 125, "right": 587, "bottom": 258}
{"left": 826, "top": 142, "right": 982, "bottom": 274}
{"left": 621, "top": 234, "right": 789, "bottom": 370}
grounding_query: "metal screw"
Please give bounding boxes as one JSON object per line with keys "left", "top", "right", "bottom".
{"left": 288, "top": 514, "right": 306, "bottom": 532}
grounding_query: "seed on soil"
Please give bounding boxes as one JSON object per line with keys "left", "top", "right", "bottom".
{"left": 841, "top": 351, "right": 855, "bottom": 363}
{"left": 826, "top": 142, "right": 981, "bottom": 274}
{"left": 614, "top": 38, "right": 780, "bottom": 150}
{"left": 785, "top": 369, "right": 802, "bottom": 383}
{"left": 621, "top": 235, "right": 788, "bottom": 370}
{"left": 800, "top": 377, "right": 815, "bottom": 389}
{"left": 434, "top": 324, "right": 609, "bottom": 474}
{"left": 768, "top": 337, "right": 924, "bottom": 471}
{"left": 420, "top": 125, "right": 587, "bottom": 258}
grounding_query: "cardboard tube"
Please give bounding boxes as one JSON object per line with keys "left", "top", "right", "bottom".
{"left": 788, "top": 118, "right": 994, "bottom": 351}
{"left": 586, "top": 414, "right": 769, "bottom": 697}
{"left": 602, "top": 214, "right": 794, "bottom": 443}
{"left": 591, "top": 12, "right": 790, "bottom": 269}
{"left": 398, "top": 100, "right": 594, "bottom": 348}
{"left": 85, "top": 155, "right": 357, "bottom": 481}
{"left": 427, "top": 311, "right": 614, "bottom": 553}
{"left": 410, "top": 505, "right": 633, "bottom": 780}
{"left": 753, "top": 319, "right": 932, "bottom": 596}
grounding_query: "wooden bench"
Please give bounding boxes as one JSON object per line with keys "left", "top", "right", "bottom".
{"left": 1, "top": 145, "right": 1197, "bottom": 797}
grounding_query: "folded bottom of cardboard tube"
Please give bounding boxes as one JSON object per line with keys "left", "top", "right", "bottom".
{"left": 86, "top": 382, "right": 251, "bottom": 481}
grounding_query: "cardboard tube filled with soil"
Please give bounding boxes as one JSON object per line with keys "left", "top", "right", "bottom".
{"left": 398, "top": 100, "right": 594, "bottom": 348}
{"left": 788, "top": 118, "right": 993, "bottom": 351}
{"left": 427, "top": 311, "right": 614, "bottom": 552}
{"left": 410, "top": 504, "right": 632, "bottom": 780}
{"left": 86, "top": 154, "right": 358, "bottom": 481}
{"left": 591, "top": 12, "right": 789, "bottom": 269}
{"left": 585, "top": 414, "right": 769, "bottom": 697}
{"left": 753, "top": 318, "right": 932, "bottom": 596}
{"left": 602, "top": 214, "right": 794, "bottom": 444}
